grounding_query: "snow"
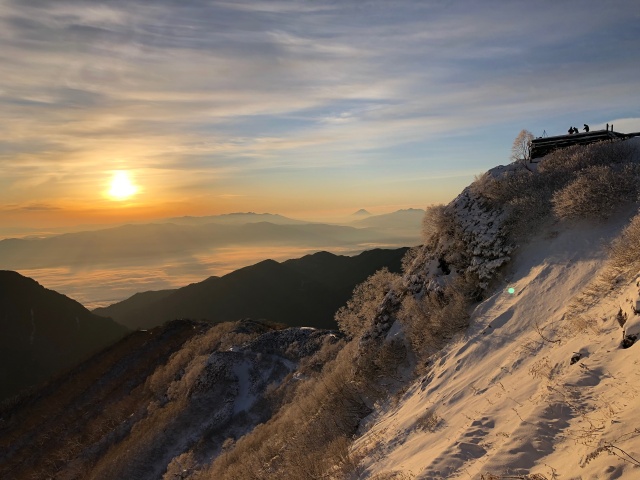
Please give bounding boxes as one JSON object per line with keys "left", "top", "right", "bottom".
{"left": 231, "top": 359, "right": 255, "bottom": 414}
{"left": 355, "top": 210, "right": 640, "bottom": 479}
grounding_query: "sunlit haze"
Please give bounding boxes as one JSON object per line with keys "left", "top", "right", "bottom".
{"left": 1, "top": 0, "right": 640, "bottom": 234}
{"left": 107, "top": 171, "right": 138, "bottom": 201}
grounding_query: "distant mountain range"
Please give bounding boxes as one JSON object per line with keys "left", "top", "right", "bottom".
{"left": 0, "top": 271, "right": 129, "bottom": 401}
{"left": 0, "top": 212, "right": 310, "bottom": 239}
{"left": 352, "top": 208, "right": 425, "bottom": 233}
{"left": 0, "top": 219, "right": 416, "bottom": 270}
{"left": 159, "top": 212, "right": 310, "bottom": 226}
{"left": 95, "top": 248, "right": 409, "bottom": 330}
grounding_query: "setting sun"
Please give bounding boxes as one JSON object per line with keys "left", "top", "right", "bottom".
{"left": 108, "top": 171, "right": 138, "bottom": 201}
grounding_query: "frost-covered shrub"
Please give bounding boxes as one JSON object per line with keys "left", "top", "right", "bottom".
{"left": 397, "top": 282, "right": 469, "bottom": 357}
{"left": 391, "top": 186, "right": 512, "bottom": 355}
{"left": 552, "top": 164, "right": 639, "bottom": 220}
{"left": 471, "top": 164, "right": 536, "bottom": 207}
{"left": 609, "top": 211, "right": 640, "bottom": 276}
{"left": 335, "top": 268, "right": 400, "bottom": 338}
{"left": 539, "top": 140, "right": 636, "bottom": 179}
{"left": 470, "top": 140, "right": 638, "bottom": 241}
{"left": 414, "top": 187, "right": 514, "bottom": 289}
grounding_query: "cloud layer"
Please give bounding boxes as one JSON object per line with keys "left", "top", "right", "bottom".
{"left": 2, "top": 0, "right": 640, "bottom": 227}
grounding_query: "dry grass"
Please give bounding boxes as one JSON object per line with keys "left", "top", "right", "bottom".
{"left": 370, "top": 472, "right": 416, "bottom": 480}
{"left": 413, "top": 408, "right": 441, "bottom": 432}
{"left": 528, "top": 357, "right": 557, "bottom": 381}
{"left": 481, "top": 474, "right": 549, "bottom": 480}
{"left": 0, "top": 321, "right": 206, "bottom": 480}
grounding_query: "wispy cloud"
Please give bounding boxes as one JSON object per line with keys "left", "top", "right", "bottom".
{"left": 19, "top": 203, "right": 61, "bottom": 211}
{"left": 1, "top": 0, "right": 640, "bottom": 222}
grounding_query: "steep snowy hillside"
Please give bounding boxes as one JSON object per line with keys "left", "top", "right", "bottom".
{"left": 355, "top": 211, "right": 640, "bottom": 479}
{"left": 348, "top": 139, "right": 640, "bottom": 479}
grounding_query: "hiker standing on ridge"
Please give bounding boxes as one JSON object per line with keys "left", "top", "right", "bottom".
{"left": 583, "top": 124, "right": 589, "bottom": 132}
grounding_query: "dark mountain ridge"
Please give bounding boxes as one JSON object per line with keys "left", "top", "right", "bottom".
{"left": 95, "top": 247, "right": 410, "bottom": 330}
{"left": 0, "top": 271, "right": 129, "bottom": 401}
{"left": 352, "top": 208, "right": 426, "bottom": 231}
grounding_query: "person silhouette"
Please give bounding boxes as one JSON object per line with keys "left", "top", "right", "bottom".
{"left": 606, "top": 123, "right": 609, "bottom": 132}
{"left": 583, "top": 124, "right": 589, "bottom": 132}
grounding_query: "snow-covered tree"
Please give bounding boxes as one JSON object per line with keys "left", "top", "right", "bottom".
{"left": 510, "top": 129, "right": 534, "bottom": 162}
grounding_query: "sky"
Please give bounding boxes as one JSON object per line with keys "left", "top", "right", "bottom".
{"left": 2, "top": 0, "right": 640, "bottom": 233}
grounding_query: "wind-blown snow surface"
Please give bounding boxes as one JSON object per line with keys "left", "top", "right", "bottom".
{"left": 355, "top": 211, "right": 640, "bottom": 479}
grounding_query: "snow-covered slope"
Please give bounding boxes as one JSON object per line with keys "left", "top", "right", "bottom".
{"left": 354, "top": 210, "right": 640, "bottom": 479}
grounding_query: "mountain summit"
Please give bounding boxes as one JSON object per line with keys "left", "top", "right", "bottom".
{"left": 351, "top": 208, "right": 372, "bottom": 216}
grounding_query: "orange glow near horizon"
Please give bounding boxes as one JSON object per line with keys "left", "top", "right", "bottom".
{"left": 1, "top": 187, "right": 434, "bottom": 230}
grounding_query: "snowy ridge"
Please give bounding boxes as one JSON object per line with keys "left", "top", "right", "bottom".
{"left": 362, "top": 177, "right": 514, "bottom": 347}
{"left": 408, "top": 176, "right": 513, "bottom": 296}
{"left": 354, "top": 210, "right": 640, "bottom": 479}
